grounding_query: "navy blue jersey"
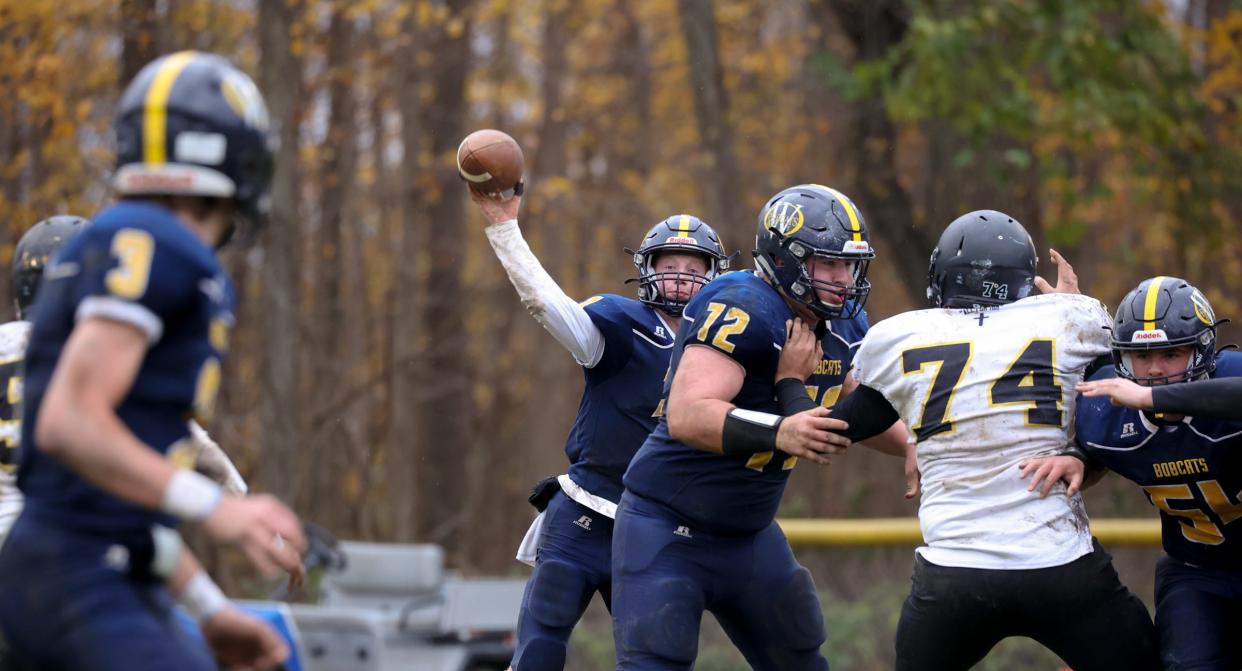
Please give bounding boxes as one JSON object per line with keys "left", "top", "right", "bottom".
{"left": 623, "top": 271, "right": 868, "bottom": 535}
{"left": 565, "top": 293, "right": 676, "bottom": 503}
{"left": 18, "top": 201, "right": 235, "bottom": 535}
{"left": 1077, "top": 351, "right": 1242, "bottom": 571}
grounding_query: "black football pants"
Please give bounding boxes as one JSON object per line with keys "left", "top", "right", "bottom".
{"left": 895, "top": 539, "right": 1160, "bottom": 671}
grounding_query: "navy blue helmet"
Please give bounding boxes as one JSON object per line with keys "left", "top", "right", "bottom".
{"left": 927, "top": 210, "right": 1037, "bottom": 309}
{"left": 626, "top": 214, "right": 731, "bottom": 317}
{"left": 1112, "top": 276, "right": 1222, "bottom": 384}
{"left": 113, "top": 51, "right": 275, "bottom": 236}
{"left": 12, "top": 215, "right": 88, "bottom": 319}
{"left": 754, "top": 184, "right": 874, "bottom": 320}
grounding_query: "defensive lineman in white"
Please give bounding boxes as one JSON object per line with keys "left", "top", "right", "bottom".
{"left": 825, "top": 210, "right": 1159, "bottom": 670}
{"left": 857, "top": 288, "right": 1108, "bottom": 569}
{"left": 0, "top": 217, "right": 90, "bottom": 546}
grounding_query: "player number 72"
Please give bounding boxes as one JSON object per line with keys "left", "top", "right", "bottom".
{"left": 695, "top": 302, "right": 750, "bottom": 354}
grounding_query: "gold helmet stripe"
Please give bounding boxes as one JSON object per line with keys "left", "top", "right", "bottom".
{"left": 143, "top": 51, "right": 198, "bottom": 164}
{"left": 1142, "top": 276, "right": 1167, "bottom": 331}
{"left": 812, "top": 184, "right": 863, "bottom": 242}
{"left": 677, "top": 214, "right": 691, "bottom": 237}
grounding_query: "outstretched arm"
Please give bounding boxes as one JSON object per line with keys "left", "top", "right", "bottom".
{"left": 472, "top": 191, "right": 605, "bottom": 367}
{"left": 1077, "top": 376, "right": 1242, "bottom": 420}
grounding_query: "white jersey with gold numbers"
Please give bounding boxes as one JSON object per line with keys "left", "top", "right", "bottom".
{"left": 0, "top": 320, "right": 30, "bottom": 546}
{"left": 852, "top": 293, "right": 1111, "bottom": 569}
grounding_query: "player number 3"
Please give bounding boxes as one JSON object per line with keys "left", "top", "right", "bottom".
{"left": 105, "top": 228, "right": 155, "bottom": 300}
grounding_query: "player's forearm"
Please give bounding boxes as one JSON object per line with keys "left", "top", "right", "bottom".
{"left": 484, "top": 219, "right": 605, "bottom": 366}
{"left": 859, "top": 419, "right": 910, "bottom": 457}
{"left": 169, "top": 545, "right": 205, "bottom": 596}
{"left": 1153, "top": 377, "right": 1242, "bottom": 418}
{"left": 826, "top": 383, "right": 901, "bottom": 442}
{"left": 169, "top": 545, "right": 230, "bottom": 624}
{"left": 839, "top": 375, "right": 908, "bottom": 456}
{"left": 667, "top": 397, "right": 732, "bottom": 453}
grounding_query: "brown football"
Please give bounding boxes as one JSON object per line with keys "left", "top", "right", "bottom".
{"left": 456, "top": 129, "right": 524, "bottom": 196}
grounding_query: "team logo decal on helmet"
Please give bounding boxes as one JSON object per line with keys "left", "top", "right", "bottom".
{"left": 753, "top": 184, "right": 874, "bottom": 320}
{"left": 219, "top": 69, "right": 270, "bottom": 131}
{"left": 763, "top": 202, "right": 805, "bottom": 236}
{"left": 626, "top": 215, "right": 731, "bottom": 317}
{"left": 1111, "top": 276, "right": 1224, "bottom": 385}
{"left": 1191, "top": 289, "right": 1215, "bottom": 326}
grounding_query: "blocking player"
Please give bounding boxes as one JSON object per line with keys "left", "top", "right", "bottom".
{"left": 612, "top": 184, "right": 908, "bottom": 670}
{"left": 469, "top": 191, "right": 731, "bottom": 670}
{"left": 826, "top": 211, "right": 1159, "bottom": 670}
{"left": 0, "top": 51, "right": 304, "bottom": 670}
{"left": 1076, "top": 355, "right": 1242, "bottom": 420}
{"left": 1027, "top": 277, "right": 1242, "bottom": 670}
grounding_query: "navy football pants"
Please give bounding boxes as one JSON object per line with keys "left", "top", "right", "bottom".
{"left": 1155, "top": 555, "right": 1242, "bottom": 671}
{"left": 511, "top": 491, "right": 614, "bottom": 671}
{"left": 611, "top": 492, "right": 828, "bottom": 671}
{"left": 0, "top": 515, "right": 215, "bottom": 671}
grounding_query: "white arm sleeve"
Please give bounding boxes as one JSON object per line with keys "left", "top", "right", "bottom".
{"left": 485, "top": 219, "right": 606, "bottom": 367}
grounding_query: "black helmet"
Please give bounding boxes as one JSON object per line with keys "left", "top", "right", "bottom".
{"left": 754, "top": 184, "right": 874, "bottom": 320}
{"left": 626, "top": 214, "right": 730, "bottom": 317}
{"left": 927, "top": 210, "right": 1037, "bottom": 308}
{"left": 113, "top": 51, "right": 275, "bottom": 235}
{"left": 1111, "top": 276, "right": 1221, "bottom": 384}
{"left": 12, "top": 215, "right": 88, "bottom": 319}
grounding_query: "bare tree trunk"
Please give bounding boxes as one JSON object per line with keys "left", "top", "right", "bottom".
{"left": 522, "top": 0, "right": 578, "bottom": 507}
{"left": 817, "top": 0, "right": 929, "bottom": 307}
{"left": 515, "top": 0, "right": 577, "bottom": 494}
{"left": 414, "top": 0, "right": 475, "bottom": 559}
{"left": 616, "top": 0, "right": 655, "bottom": 221}
{"left": 676, "top": 0, "right": 743, "bottom": 234}
{"left": 391, "top": 5, "right": 425, "bottom": 543}
{"left": 486, "top": 5, "right": 513, "bottom": 130}
{"left": 257, "top": 0, "right": 304, "bottom": 502}
{"left": 120, "top": 0, "right": 159, "bottom": 85}
{"left": 463, "top": 4, "right": 525, "bottom": 571}
{"left": 305, "top": 4, "right": 359, "bottom": 531}
{"left": 528, "top": 0, "right": 572, "bottom": 260}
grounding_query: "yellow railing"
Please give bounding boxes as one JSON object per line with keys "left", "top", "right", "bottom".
{"left": 777, "top": 517, "right": 1162, "bottom": 546}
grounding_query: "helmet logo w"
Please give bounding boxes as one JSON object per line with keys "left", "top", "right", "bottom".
{"left": 763, "top": 202, "right": 804, "bottom": 236}
{"left": 220, "top": 71, "right": 271, "bottom": 131}
{"left": 1191, "top": 289, "right": 1215, "bottom": 326}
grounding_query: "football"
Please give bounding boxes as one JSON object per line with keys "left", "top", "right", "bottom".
{"left": 456, "top": 129, "right": 524, "bottom": 197}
